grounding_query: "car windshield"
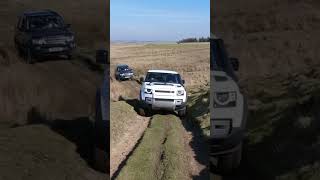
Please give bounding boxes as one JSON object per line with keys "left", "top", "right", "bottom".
{"left": 145, "top": 72, "right": 182, "bottom": 84}
{"left": 118, "top": 66, "right": 129, "bottom": 71}
{"left": 28, "top": 15, "right": 64, "bottom": 30}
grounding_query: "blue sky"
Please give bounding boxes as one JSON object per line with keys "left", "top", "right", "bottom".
{"left": 111, "top": 0, "right": 210, "bottom": 42}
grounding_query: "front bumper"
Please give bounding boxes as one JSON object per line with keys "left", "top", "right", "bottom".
{"left": 119, "top": 73, "right": 134, "bottom": 79}
{"left": 31, "top": 42, "right": 76, "bottom": 56}
{"left": 210, "top": 96, "right": 248, "bottom": 156}
{"left": 142, "top": 98, "right": 186, "bottom": 111}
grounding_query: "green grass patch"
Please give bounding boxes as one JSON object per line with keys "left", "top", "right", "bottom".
{"left": 241, "top": 70, "right": 320, "bottom": 179}
{"left": 116, "top": 115, "right": 188, "bottom": 180}
{"left": 187, "top": 87, "right": 210, "bottom": 137}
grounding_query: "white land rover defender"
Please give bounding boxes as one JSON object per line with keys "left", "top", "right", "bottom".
{"left": 210, "top": 37, "right": 248, "bottom": 174}
{"left": 139, "top": 70, "right": 187, "bottom": 117}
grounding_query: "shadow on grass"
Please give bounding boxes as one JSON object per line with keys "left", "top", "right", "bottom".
{"left": 19, "top": 54, "right": 70, "bottom": 64}
{"left": 182, "top": 105, "right": 210, "bottom": 180}
{"left": 74, "top": 53, "right": 104, "bottom": 72}
{"left": 13, "top": 107, "right": 101, "bottom": 172}
{"left": 121, "top": 97, "right": 183, "bottom": 118}
{"left": 223, "top": 95, "right": 320, "bottom": 180}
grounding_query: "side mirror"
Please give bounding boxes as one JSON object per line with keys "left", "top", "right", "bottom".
{"left": 96, "top": 49, "right": 109, "bottom": 64}
{"left": 182, "top": 80, "right": 185, "bottom": 84}
{"left": 230, "top": 57, "right": 239, "bottom": 71}
{"left": 140, "top": 76, "right": 145, "bottom": 83}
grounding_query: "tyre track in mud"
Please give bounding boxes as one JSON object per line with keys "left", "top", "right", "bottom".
{"left": 114, "top": 114, "right": 187, "bottom": 180}
{"left": 110, "top": 114, "right": 150, "bottom": 177}
{"left": 112, "top": 110, "right": 208, "bottom": 180}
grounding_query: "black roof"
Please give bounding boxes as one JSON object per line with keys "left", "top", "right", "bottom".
{"left": 22, "top": 10, "right": 59, "bottom": 17}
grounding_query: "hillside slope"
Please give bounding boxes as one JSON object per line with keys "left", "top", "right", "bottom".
{"left": 213, "top": 0, "right": 320, "bottom": 179}
{"left": 0, "top": 0, "right": 108, "bottom": 179}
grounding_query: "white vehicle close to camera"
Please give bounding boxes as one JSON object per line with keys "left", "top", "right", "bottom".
{"left": 139, "top": 70, "right": 187, "bottom": 117}
{"left": 210, "top": 37, "right": 247, "bottom": 174}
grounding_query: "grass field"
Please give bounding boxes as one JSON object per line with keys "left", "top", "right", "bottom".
{"left": 111, "top": 43, "right": 209, "bottom": 87}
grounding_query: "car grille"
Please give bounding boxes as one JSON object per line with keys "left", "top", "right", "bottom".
{"left": 155, "top": 98, "right": 174, "bottom": 102}
{"left": 155, "top": 90, "right": 174, "bottom": 93}
{"left": 45, "top": 37, "right": 67, "bottom": 45}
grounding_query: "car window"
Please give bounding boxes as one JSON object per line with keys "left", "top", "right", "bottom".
{"left": 119, "top": 66, "right": 128, "bottom": 71}
{"left": 145, "top": 72, "right": 182, "bottom": 84}
{"left": 28, "top": 15, "right": 64, "bottom": 30}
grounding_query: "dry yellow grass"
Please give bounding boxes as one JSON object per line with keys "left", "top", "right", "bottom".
{"left": 110, "top": 42, "right": 210, "bottom": 100}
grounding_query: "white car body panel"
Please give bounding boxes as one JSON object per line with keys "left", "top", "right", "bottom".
{"left": 210, "top": 70, "right": 244, "bottom": 137}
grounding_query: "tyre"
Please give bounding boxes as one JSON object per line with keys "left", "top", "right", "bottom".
{"left": 138, "top": 107, "right": 146, "bottom": 116}
{"left": 67, "top": 53, "right": 73, "bottom": 60}
{"left": 217, "top": 143, "right": 242, "bottom": 173}
{"left": 25, "top": 48, "right": 33, "bottom": 64}
{"left": 178, "top": 107, "right": 186, "bottom": 117}
{"left": 138, "top": 101, "right": 152, "bottom": 117}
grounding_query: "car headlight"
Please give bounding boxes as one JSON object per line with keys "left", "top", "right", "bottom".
{"left": 32, "top": 38, "right": 46, "bottom": 45}
{"left": 144, "top": 88, "right": 152, "bottom": 94}
{"left": 66, "top": 36, "right": 74, "bottom": 42}
{"left": 213, "top": 91, "right": 237, "bottom": 107}
{"left": 120, "top": 73, "right": 125, "bottom": 76}
{"left": 177, "top": 90, "right": 185, "bottom": 96}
